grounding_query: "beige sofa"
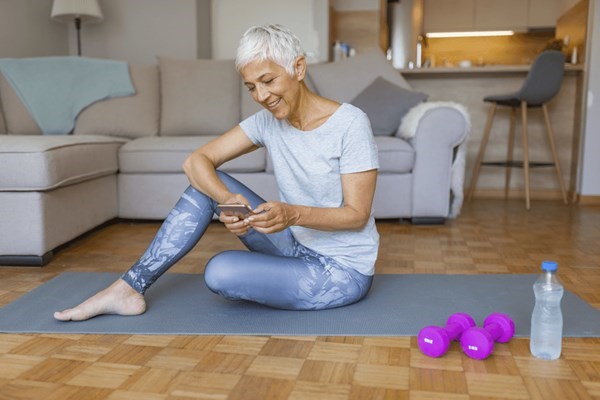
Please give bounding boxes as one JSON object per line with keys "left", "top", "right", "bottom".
{"left": 0, "top": 51, "right": 469, "bottom": 266}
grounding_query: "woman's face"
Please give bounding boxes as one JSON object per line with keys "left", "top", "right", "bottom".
{"left": 240, "top": 58, "right": 303, "bottom": 120}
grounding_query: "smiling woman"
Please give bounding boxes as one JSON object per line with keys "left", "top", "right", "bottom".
{"left": 54, "top": 24, "right": 381, "bottom": 321}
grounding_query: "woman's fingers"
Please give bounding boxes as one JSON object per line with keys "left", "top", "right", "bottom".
{"left": 220, "top": 213, "right": 249, "bottom": 236}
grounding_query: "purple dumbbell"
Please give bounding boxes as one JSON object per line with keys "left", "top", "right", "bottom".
{"left": 460, "top": 313, "right": 515, "bottom": 360}
{"left": 418, "top": 313, "right": 476, "bottom": 358}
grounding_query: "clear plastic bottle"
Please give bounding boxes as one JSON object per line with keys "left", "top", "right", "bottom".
{"left": 530, "top": 260, "right": 564, "bottom": 360}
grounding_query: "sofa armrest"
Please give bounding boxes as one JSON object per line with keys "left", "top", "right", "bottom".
{"left": 406, "top": 106, "right": 469, "bottom": 219}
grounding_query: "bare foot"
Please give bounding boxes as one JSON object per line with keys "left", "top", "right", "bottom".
{"left": 53, "top": 278, "right": 146, "bottom": 321}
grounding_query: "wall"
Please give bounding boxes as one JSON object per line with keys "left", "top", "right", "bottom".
{"left": 0, "top": 0, "right": 68, "bottom": 57}
{"left": 79, "top": 0, "right": 197, "bottom": 64}
{"left": 211, "top": 0, "right": 328, "bottom": 63}
{"left": 579, "top": 0, "right": 600, "bottom": 196}
{"left": 197, "top": 0, "right": 212, "bottom": 59}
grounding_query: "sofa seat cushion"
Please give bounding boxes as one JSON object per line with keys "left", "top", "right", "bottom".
{"left": 0, "top": 135, "right": 126, "bottom": 191}
{"left": 374, "top": 136, "right": 415, "bottom": 173}
{"left": 119, "top": 137, "right": 266, "bottom": 174}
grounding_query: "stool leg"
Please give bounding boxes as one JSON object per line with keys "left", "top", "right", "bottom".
{"left": 542, "top": 104, "right": 569, "bottom": 204}
{"left": 505, "top": 108, "right": 517, "bottom": 198}
{"left": 520, "top": 101, "right": 531, "bottom": 210}
{"left": 467, "top": 102, "right": 496, "bottom": 202}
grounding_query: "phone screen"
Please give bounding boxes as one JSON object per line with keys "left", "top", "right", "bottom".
{"left": 217, "top": 204, "right": 254, "bottom": 216}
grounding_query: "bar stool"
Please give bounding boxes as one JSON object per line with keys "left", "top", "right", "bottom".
{"left": 466, "top": 50, "right": 569, "bottom": 210}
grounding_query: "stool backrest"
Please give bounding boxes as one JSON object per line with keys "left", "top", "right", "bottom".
{"left": 517, "top": 50, "right": 565, "bottom": 106}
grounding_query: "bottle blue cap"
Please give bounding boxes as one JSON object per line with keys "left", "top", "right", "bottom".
{"left": 542, "top": 260, "right": 558, "bottom": 271}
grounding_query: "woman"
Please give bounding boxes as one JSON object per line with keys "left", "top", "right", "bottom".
{"left": 54, "top": 24, "right": 379, "bottom": 320}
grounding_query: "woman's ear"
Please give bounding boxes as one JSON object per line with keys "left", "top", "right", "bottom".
{"left": 294, "top": 56, "right": 307, "bottom": 81}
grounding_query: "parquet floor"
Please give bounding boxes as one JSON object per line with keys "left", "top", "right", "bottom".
{"left": 0, "top": 199, "right": 599, "bottom": 399}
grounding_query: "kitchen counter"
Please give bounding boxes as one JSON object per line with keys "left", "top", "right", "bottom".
{"left": 399, "top": 64, "right": 584, "bottom": 200}
{"left": 399, "top": 64, "right": 584, "bottom": 75}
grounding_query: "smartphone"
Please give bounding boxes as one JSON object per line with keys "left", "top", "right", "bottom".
{"left": 217, "top": 203, "right": 255, "bottom": 217}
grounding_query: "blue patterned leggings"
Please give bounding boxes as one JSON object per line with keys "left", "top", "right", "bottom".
{"left": 121, "top": 171, "right": 373, "bottom": 310}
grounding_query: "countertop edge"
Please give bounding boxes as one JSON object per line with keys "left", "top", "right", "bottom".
{"left": 398, "top": 64, "right": 584, "bottom": 74}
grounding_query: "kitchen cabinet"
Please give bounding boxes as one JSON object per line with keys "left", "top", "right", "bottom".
{"left": 423, "top": 0, "right": 475, "bottom": 32}
{"left": 475, "top": 0, "right": 527, "bottom": 30}
{"left": 424, "top": 0, "right": 560, "bottom": 32}
{"left": 528, "top": 0, "right": 561, "bottom": 28}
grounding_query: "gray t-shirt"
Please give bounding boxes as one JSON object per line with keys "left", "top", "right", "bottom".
{"left": 239, "top": 103, "right": 379, "bottom": 276}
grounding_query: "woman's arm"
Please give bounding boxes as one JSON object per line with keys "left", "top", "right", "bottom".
{"left": 247, "top": 168, "right": 377, "bottom": 233}
{"left": 182, "top": 125, "right": 258, "bottom": 204}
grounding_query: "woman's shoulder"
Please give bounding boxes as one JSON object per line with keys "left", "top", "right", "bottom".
{"left": 330, "top": 103, "right": 369, "bottom": 128}
{"left": 336, "top": 103, "right": 368, "bottom": 119}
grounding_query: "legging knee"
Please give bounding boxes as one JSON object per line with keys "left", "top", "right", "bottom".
{"left": 204, "top": 251, "right": 240, "bottom": 296}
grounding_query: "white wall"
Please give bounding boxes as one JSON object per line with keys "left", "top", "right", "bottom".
{"left": 79, "top": 0, "right": 198, "bottom": 64}
{"left": 0, "top": 0, "right": 68, "bottom": 57}
{"left": 211, "top": 0, "right": 328, "bottom": 63}
{"left": 579, "top": 0, "right": 600, "bottom": 195}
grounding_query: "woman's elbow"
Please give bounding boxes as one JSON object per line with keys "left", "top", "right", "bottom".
{"left": 182, "top": 155, "right": 193, "bottom": 175}
{"left": 349, "top": 209, "right": 371, "bottom": 230}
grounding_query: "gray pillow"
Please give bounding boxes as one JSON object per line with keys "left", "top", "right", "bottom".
{"left": 351, "top": 76, "right": 428, "bottom": 136}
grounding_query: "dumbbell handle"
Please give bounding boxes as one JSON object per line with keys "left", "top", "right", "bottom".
{"left": 445, "top": 322, "right": 467, "bottom": 341}
{"left": 484, "top": 322, "right": 504, "bottom": 341}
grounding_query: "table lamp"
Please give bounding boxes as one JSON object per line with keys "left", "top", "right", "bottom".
{"left": 51, "top": 0, "right": 103, "bottom": 56}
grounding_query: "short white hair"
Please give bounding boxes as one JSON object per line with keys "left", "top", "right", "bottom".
{"left": 235, "top": 24, "right": 304, "bottom": 76}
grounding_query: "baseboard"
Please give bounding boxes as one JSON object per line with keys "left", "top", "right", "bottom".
{"left": 467, "top": 188, "right": 566, "bottom": 200}
{"left": 0, "top": 252, "right": 53, "bottom": 267}
{"left": 411, "top": 217, "right": 446, "bottom": 225}
{"left": 577, "top": 195, "right": 600, "bottom": 206}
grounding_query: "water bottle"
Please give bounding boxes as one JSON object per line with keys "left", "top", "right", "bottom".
{"left": 530, "top": 260, "right": 564, "bottom": 360}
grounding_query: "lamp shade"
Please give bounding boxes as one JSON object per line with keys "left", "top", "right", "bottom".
{"left": 51, "top": 0, "right": 103, "bottom": 23}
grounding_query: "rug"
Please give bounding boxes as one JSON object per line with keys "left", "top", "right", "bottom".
{"left": 0, "top": 272, "right": 598, "bottom": 336}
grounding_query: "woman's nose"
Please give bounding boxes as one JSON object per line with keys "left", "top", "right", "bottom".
{"left": 254, "top": 85, "right": 269, "bottom": 102}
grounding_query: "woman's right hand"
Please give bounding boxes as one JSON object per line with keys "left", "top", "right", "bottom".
{"left": 218, "top": 194, "right": 252, "bottom": 236}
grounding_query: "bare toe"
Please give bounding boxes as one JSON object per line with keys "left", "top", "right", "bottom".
{"left": 54, "top": 279, "right": 146, "bottom": 322}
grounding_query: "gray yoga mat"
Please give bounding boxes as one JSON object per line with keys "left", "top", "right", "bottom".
{"left": 0, "top": 272, "right": 598, "bottom": 336}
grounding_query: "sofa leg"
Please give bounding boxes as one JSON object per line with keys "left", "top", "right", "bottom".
{"left": 411, "top": 217, "right": 446, "bottom": 225}
{"left": 0, "top": 252, "right": 53, "bottom": 267}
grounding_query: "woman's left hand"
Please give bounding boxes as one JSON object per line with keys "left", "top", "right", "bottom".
{"left": 245, "top": 201, "right": 299, "bottom": 234}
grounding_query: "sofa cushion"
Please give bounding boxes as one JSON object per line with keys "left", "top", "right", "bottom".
{"left": 159, "top": 57, "right": 240, "bottom": 136}
{"left": 307, "top": 48, "right": 411, "bottom": 103}
{"left": 119, "top": 137, "right": 266, "bottom": 173}
{"left": 74, "top": 65, "right": 160, "bottom": 138}
{"left": 0, "top": 135, "right": 126, "bottom": 191}
{"left": 374, "top": 136, "right": 415, "bottom": 173}
{"left": 351, "top": 76, "right": 428, "bottom": 136}
{"left": 0, "top": 95, "right": 6, "bottom": 134}
{"left": 0, "top": 72, "right": 41, "bottom": 135}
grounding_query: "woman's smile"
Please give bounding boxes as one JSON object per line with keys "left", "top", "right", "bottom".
{"left": 266, "top": 98, "right": 281, "bottom": 109}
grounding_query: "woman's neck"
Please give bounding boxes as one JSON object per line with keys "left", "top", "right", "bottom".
{"left": 287, "top": 84, "right": 340, "bottom": 131}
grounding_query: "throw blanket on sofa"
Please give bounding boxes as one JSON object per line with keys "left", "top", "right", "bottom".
{"left": 397, "top": 101, "right": 471, "bottom": 218}
{"left": 0, "top": 57, "right": 135, "bottom": 135}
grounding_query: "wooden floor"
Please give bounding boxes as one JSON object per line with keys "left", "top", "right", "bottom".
{"left": 0, "top": 199, "right": 599, "bottom": 400}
